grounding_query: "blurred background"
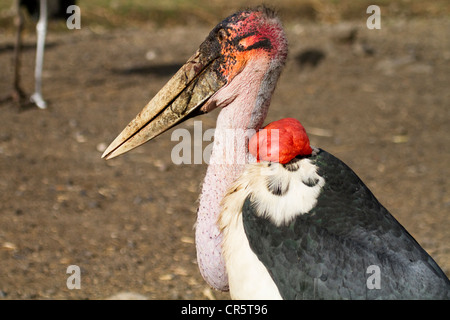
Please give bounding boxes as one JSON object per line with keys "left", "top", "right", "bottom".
{"left": 0, "top": 0, "right": 449, "bottom": 299}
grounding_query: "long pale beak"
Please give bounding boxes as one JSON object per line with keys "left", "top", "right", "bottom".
{"left": 102, "top": 46, "right": 225, "bottom": 160}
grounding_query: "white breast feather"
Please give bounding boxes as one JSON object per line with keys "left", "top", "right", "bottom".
{"left": 249, "top": 159, "right": 325, "bottom": 226}
{"left": 219, "top": 157, "right": 324, "bottom": 299}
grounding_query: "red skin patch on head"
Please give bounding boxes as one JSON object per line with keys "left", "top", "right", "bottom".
{"left": 249, "top": 118, "right": 312, "bottom": 164}
{"left": 217, "top": 10, "right": 287, "bottom": 82}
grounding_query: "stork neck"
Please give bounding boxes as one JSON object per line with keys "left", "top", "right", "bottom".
{"left": 195, "top": 102, "right": 255, "bottom": 292}
{"left": 195, "top": 57, "right": 284, "bottom": 291}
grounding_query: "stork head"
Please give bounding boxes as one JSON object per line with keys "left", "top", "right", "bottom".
{"left": 102, "top": 7, "right": 288, "bottom": 159}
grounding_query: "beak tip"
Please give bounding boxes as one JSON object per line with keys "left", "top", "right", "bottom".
{"left": 101, "top": 136, "right": 134, "bottom": 160}
{"left": 101, "top": 132, "right": 129, "bottom": 160}
{"left": 101, "top": 148, "right": 117, "bottom": 160}
{"left": 101, "top": 143, "right": 117, "bottom": 160}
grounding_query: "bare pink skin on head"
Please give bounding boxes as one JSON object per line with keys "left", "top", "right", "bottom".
{"left": 249, "top": 118, "right": 312, "bottom": 164}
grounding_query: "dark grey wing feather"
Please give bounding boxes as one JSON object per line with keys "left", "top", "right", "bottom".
{"left": 242, "top": 149, "right": 450, "bottom": 299}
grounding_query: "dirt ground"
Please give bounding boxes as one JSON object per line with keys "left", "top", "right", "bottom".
{"left": 0, "top": 13, "right": 449, "bottom": 299}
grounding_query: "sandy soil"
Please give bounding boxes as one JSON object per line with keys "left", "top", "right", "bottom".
{"left": 0, "top": 15, "right": 449, "bottom": 299}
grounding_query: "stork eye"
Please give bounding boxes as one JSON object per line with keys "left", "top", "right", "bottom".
{"left": 217, "top": 29, "right": 228, "bottom": 42}
{"left": 239, "top": 36, "right": 272, "bottom": 52}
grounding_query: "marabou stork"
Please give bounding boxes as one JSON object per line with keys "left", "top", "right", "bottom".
{"left": 102, "top": 7, "right": 450, "bottom": 299}
{"left": 12, "top": 0, "right": 75, "bottom": 109}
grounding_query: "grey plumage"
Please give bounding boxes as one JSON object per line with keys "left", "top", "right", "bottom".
{"left": 243, "top": 149, "right": 450, "bottom": 299}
